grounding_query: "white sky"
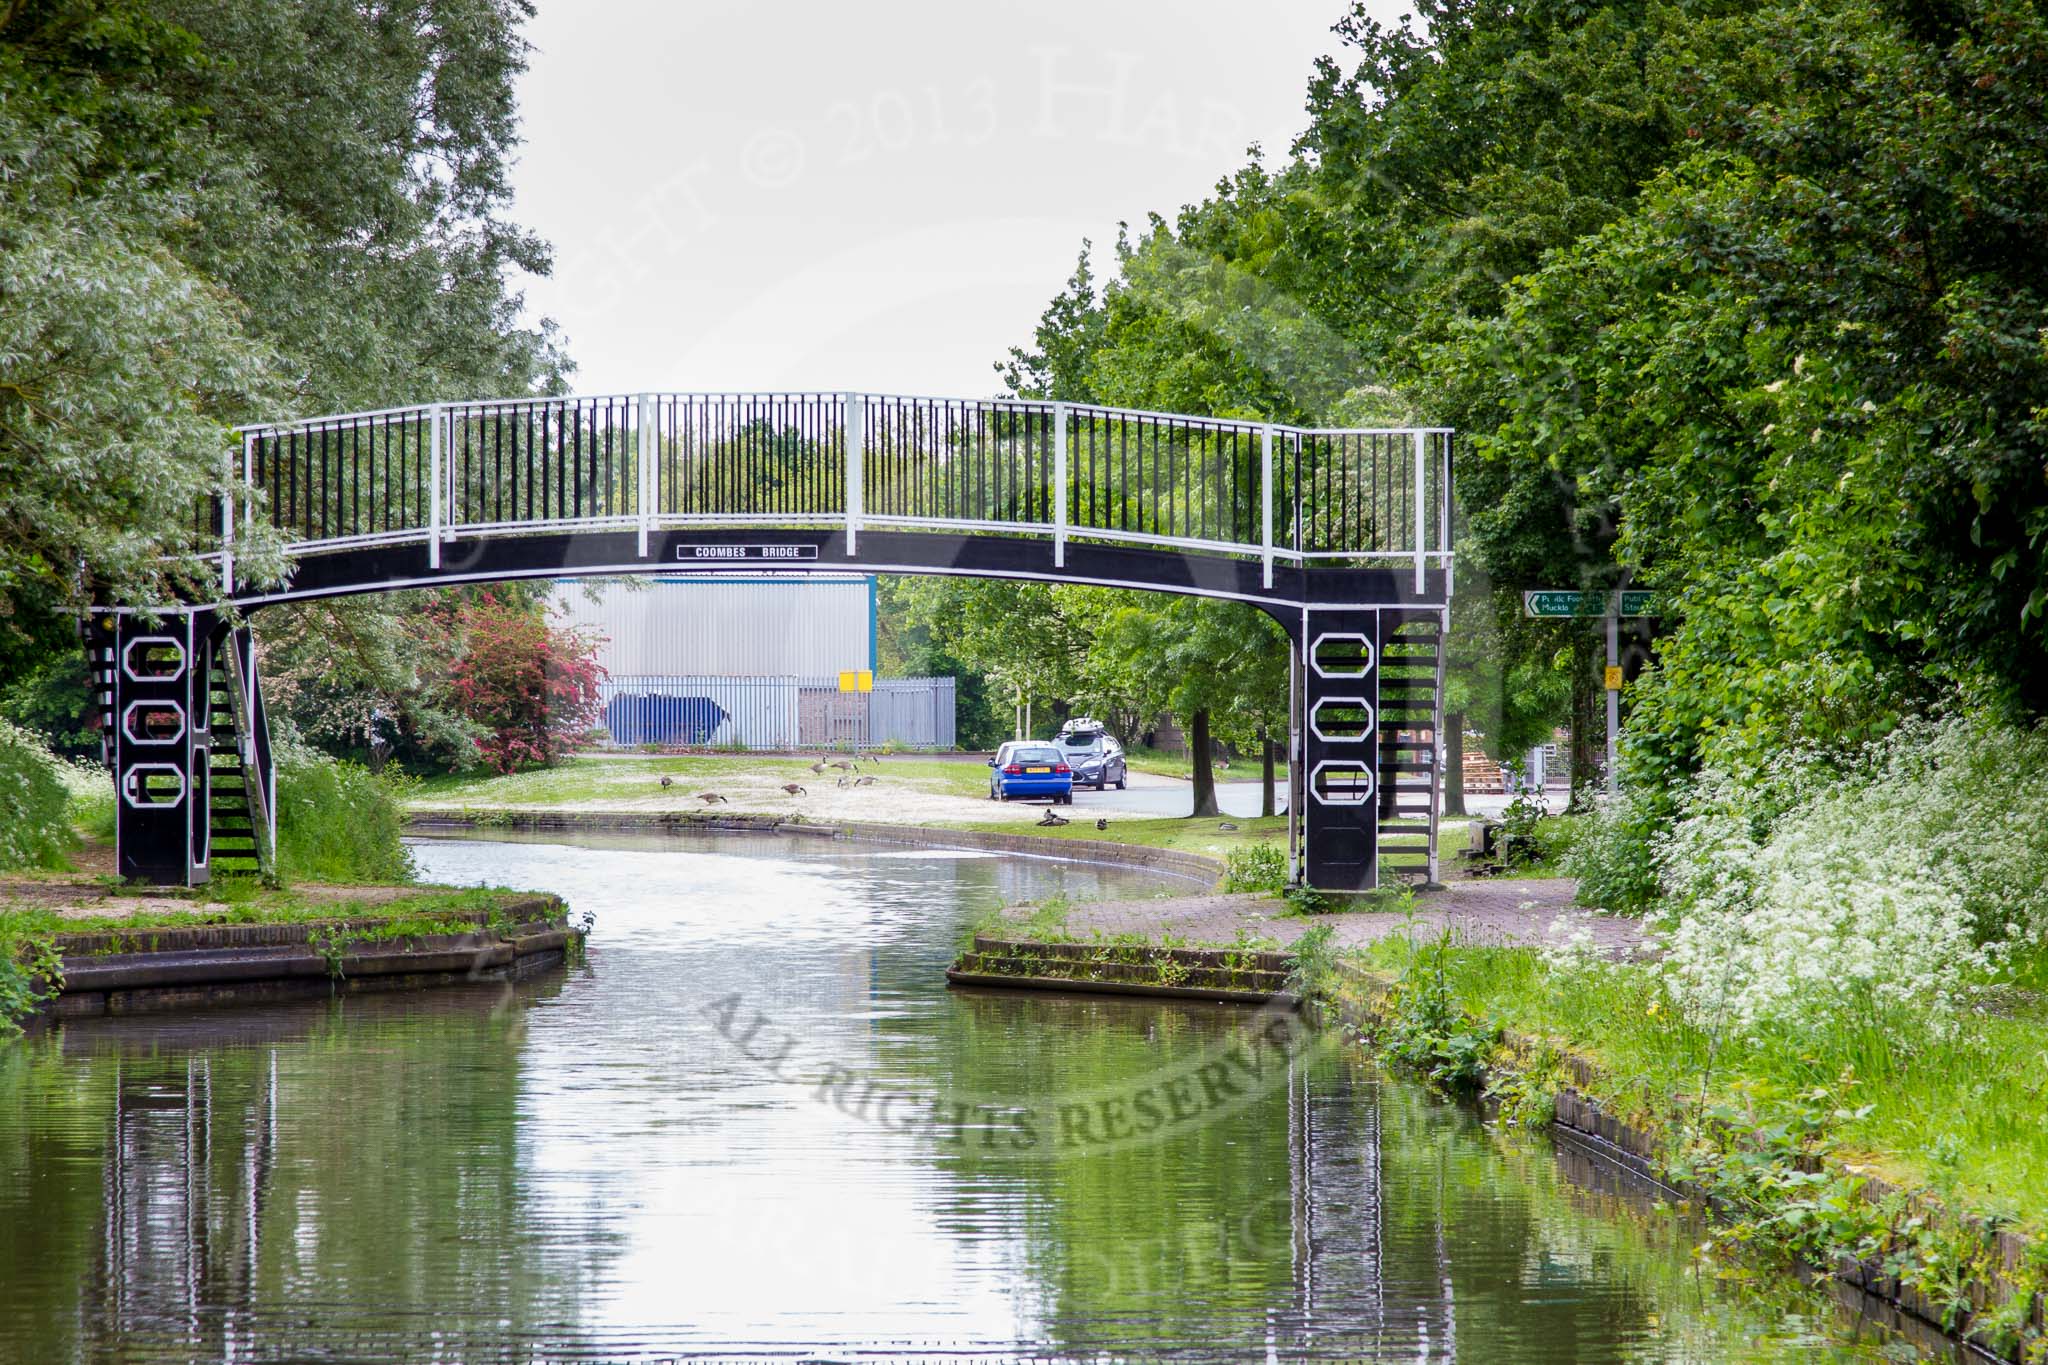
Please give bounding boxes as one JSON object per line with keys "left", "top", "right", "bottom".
{"left": 509, "top": 1, "right": 1404, "bottom": 400}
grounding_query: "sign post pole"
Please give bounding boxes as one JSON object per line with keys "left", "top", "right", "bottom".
{"left": 1526, "top": 588, "right": 1654, "bottom": 795}
{"left": 1605, "top": 596, "right": 1620, "bottom": 795}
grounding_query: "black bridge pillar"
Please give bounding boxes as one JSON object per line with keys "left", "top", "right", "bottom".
{"left": 92, "top": 610, "right": 215, "bottom": 885}
{"left": 1297, "top": 609, "right": 1382, "bottom": 892}
{"left": 92, "top": 610, "right": 275, "bottom": 886}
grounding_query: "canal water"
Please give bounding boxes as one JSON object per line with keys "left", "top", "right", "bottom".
{"left": 0, "top": 831, "right": 1944, "bottom": 1362}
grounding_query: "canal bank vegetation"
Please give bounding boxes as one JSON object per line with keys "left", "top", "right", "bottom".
{"left": 0, "top": 885, "right": 567, "bottom": 1032}
{"left": 1299, "top": 726, "right": 2041, "bottom": 1352}
{"left": 1343, "top": 928, "right": 2048, "bottom": 1358}
{"left": 1308, "top": 712, "right": 2048, "bottom": 1354}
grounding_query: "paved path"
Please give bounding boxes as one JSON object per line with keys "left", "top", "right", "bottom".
{"left": 1008, "top": 877, "right": 1643, "bottom": 958}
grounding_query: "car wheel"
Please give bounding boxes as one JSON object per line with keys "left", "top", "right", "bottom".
{"left": 1115, "top": 776, "right": 1127, "bottom": 790}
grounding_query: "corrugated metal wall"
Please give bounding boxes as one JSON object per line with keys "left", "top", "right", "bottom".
{"left": 598, "top": 676, "right": 955, "bottom": 750}
{"left": 552, "top": 576, "right": 874, "bottom": 677}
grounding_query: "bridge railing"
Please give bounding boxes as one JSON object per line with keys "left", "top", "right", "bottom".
{"left": 217, "top": 394, "right": 1450, "bottom": 589}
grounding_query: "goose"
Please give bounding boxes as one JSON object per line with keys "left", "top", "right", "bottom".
{"left": 809, "top": 761, "right": 827, "bottom": 774}
{"left": 1095, "top": 818, "right": 1109, "bottom": 831}
{"left": 1217, "top": 821, "right": 1238, "bottom": 832}
{"left": 1036, "top": 809, "right": 1069, "bottom": 827}
{"left": 659, "top": 775, "right": 674, "bottom": 788}
{"left": 852, "top": 774, "right": 876, "bottom": 787}
{"left": 835, "top": 775, "right": 849, "bottom": 787}
{"left": 697, "top": 792, "right": 728, "bottom": 804}
{"left": 830, "top": 759, "right": 856, "bottom": 772}
{"left": 781, "top": 783, "right": 807, "bottom": 796}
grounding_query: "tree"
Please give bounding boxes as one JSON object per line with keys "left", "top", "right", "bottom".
{"left": 0, "top": 1, "right": 569, "bottom": 764}
{"left": 1087, "top": 596, "right": 1289, "bottom": 818}
{"left": 445, "top": 594, "right": 605, "bottom": 774}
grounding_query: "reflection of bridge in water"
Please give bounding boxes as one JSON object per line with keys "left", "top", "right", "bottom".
{"left": 92, "top": 393, "right": 1452, "bottom": 889}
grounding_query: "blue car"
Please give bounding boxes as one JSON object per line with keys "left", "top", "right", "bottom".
{"left": 988, "top": 741, "right": 1074, "bottom": 804}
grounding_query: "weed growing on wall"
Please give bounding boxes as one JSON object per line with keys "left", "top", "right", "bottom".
{"left": 1222, "top": 843, "right": 1287, "bottom": 894}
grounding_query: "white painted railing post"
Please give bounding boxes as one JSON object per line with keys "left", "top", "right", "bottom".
{"left": 1260, "top": 424, "right": 1274, "bottom": 589}
{"left": 1053, "top": 402, "right": 1068, "bottom": 568}
{"left": 844, "top": 393, "right": 864, "bottom": 556}
{"left": 1412, "top": 428, "right": 1427, "bottom": 594}
{"left": 220, "top": 446, "right": 236, "bottom": 595}
{"left": 637, "top": 393, "right": 653, "bottom": 557}
{"left": 428, "top": 405, "right": 443, "bottom": 569}
{"left": 1441, "top": 432, "right": 1455, "bottom": 599}
{"left": 242, "top": 431, "right": 255, "bottom": 554}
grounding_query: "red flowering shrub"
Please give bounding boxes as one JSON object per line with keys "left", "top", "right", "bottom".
{"left": 447, "top": 596, "right": 606, "bottom": 774}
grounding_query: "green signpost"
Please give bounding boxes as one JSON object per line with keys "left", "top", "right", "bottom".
{"left": 1523, "top": 590, "right": 1658, "bottom": 618}
{"left": 1522, "top": 588, "right": 1659, "bottom": 797}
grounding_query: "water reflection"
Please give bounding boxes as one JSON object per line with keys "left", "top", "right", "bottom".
{"left": 0, "top": 831, "right": 1943, "bottom": 1362}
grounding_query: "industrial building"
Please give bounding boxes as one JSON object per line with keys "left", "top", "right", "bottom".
{"left": 549, "top": 576, "right": 954, "bottom": 750}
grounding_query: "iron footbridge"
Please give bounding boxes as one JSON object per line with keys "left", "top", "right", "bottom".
{"left": 92, "top": 392, "right": 1453, "bottom": 890}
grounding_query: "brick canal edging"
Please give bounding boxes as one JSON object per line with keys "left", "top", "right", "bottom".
{"left": 407, "top": 809, "right": 1225, "bottom": 886}
{"left": 946, "top": 934, "right": 1298, "bottom": 1007}
{"left": 38, "top": 896, "right": 575, "bottom": 1021}
{"left": 1319, "top": 960, "right": 2044, "bottom": 1361}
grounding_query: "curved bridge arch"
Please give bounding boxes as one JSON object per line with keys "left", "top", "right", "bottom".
{"left": 96, "top": 392, "right": 1453, "bottom": 891}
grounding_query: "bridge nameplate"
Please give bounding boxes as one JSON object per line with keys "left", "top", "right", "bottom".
{"left": 678, "top": 545, "right": 820, "bottom": 562}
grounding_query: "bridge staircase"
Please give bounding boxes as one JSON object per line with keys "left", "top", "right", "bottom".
{"left": 207, "top": 629, "right": 274, "bottom": 879}
{"left": 1375, "top": 613, "right": 1445, "bottom": 885}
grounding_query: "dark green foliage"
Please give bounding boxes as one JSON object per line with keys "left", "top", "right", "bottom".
{"left": 993, "top": 0, "right": 2048, "bottom": 832}
{"left": 0, "top": 0, "right": 567, "bottom": 759}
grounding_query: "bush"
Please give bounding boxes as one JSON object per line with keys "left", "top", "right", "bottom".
{"left": 0, "top": 720, "right": 77, "bottom": 870}
{"left": 447, "top": 595, "right": 605, "bottom": 773}
{"left": 1222, "top": 842, "right": 1288, "bottom": 894}
{"left": 1565, "top": 786, "right": 1667, "bottom": 914}
{"left": 58, "top": 757, "right": 115, "bottom": 843}
{"left": 1650, "top": 713, "right": 2048, "bottom": 1042}
{"left": 273, "top": 743, "right": 415, "bottom": 883}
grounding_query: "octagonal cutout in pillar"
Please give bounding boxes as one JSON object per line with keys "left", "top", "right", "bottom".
{"left": 121, "top": 635, "right": 187, "bottom": 683}
{"left": 121, "top": 700, "right": 186, "bottom": 746}
{"left": 1309, "top": 760, "right": 1375, "bottom": 806}
{"left": 1310, "top": 632, "right": 1374, "bottom": 680}
{"left": 1309, "top": 697, "right": 1375, "bottom": 743}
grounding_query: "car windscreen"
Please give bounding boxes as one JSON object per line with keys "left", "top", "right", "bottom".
{"left": 1061, "top": 730, "right": 1101, "bottom": 746}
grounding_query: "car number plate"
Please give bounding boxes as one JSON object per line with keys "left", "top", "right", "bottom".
{"left": 1025, "top": 766, "right": 1051, "bottom": 773}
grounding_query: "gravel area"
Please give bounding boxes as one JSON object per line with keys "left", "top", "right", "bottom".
{"left": 1011, "top": 877, "right": 1644, "bottom": 958}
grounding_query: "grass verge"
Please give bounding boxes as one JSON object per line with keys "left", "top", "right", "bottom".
{"left": 1335, "top": 927, "right": 2048, "bottom": 1355}
{"left": 412, "top": 753, "right": 990, "bottom": 805}
{"left": 0, "top": 884, "right": 565, "bottom": 1032}
{"left": 947, "top": 813, "right": 1288, "bottom": 861}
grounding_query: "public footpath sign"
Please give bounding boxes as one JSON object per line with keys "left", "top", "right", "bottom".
{"left": 1523, "top": 589, "right": 1658, "bottom": 618}
{"left": 1522, "top": 588, "right": 1659, "bottom": 797}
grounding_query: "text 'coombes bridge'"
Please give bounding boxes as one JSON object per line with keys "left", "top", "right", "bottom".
{"left": 97, "top": 392, "right": 1453, "bottom": 891}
